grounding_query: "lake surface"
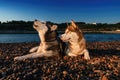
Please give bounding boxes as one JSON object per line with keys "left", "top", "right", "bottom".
{"left": 0, "top": 34, "right": 120, "bottom": 43}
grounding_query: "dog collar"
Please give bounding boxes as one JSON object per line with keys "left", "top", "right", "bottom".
{"left": 45, "top": 38, "right": 57, "bottom": 42}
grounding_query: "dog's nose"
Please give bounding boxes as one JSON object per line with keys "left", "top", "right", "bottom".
{"left": 35, "top": 19, "right": 37, "bottom": 21}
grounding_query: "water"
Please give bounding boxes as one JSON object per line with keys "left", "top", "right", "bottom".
{"left": 0, "top": 34, "right": 120, "bottom": 43}
{"left": 85, "top": 34, "right": 120, "bottom": 42}
{"left": 0, "top": 34, "right": 40, "bottom": 43}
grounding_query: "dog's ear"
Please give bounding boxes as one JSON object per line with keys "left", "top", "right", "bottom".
{"left": 71, "top": 20, "right": 77, "bottom": 28}
{"left": 51, "top": 25, "right": 58, "bottom": 31}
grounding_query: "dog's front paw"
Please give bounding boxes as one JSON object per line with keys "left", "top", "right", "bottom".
{"left": 86, "top": 58, "right": 90, "bottom": 60}
{"left": 14, "top": 57, "right": 24, "bottom": 61}
{"left": 84, "top": 56, "right": 90, "bottom": 60}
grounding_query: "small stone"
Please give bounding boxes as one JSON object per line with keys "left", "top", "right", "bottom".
{"left": 63, "top": 56, "right": 68, "bottom": 60}
{"left": 16, "top": 77, "right": 20, "bottom": 80}
{"left": 102, "top": 75, "right": 108, "bottom": 80}
{"left": 47, "top": 68, "right": 51, "bottom": 73}
{"left": 116, "top": 48, "right": 120, "bottom": 50}
{"left": 63, "top": 71, "right": 68, "bottom": 76}
{"left": 32, "top": 69, "right": 38, "bottom": 73}
{"left": 6, "top": 56, "right": 9, "bottom": 60}
{"left": 17, "top": 48, "right": 21, "bottom": 51}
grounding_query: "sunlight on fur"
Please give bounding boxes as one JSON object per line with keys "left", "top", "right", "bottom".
{"left": 60, "top": 20, "right": 90, "bottom": 60}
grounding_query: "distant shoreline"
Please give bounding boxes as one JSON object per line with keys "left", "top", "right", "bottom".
{"left": 84, "top": 31, "right": 120, "bottom": 34}
{"left": 0, "top": 31, "right": 120, "bottom": 34}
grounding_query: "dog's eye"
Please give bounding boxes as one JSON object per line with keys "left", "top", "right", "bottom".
{"left": 68, "top": 38, "right": 71, "bottom": 40}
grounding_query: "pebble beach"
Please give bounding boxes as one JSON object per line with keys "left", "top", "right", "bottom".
{"left": 0, "top": 42, "right": 120, "bottom": 80}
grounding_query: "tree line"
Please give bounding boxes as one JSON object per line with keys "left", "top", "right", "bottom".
{"left": 0, "top": 20, "right": 120, "bottom": 32}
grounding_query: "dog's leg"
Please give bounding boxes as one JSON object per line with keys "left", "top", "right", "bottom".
{"left": 29, "top": 46, "right": 39, "bottom": 53}
{"left": 14, "top": 51, "right": 56, "bottom": 61}
{"left": 43, "top": 51, "right": 55, "bottom": 57}
{"left": 83, "top": 49, "right": 90, "bottom": 60}
{"left": 14, "top": 52, "right": 44, "bottom": 61}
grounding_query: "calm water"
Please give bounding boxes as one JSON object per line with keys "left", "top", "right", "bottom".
{"left": 0, "top": 34, "right": 120, "bottom": 43}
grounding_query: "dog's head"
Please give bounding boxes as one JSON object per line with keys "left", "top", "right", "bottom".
{"left": 33, "top": 20, "right": 57, "bottom": 33}
{"left": 33, "top": 20, "right": 58, "bottom": 42}
{"left": 60, "top": 20, "right": 83, "bottom": 42}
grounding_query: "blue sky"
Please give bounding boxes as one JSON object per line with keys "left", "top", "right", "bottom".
{"left": 0, "top": 0, "right": 120, "bottom": 23}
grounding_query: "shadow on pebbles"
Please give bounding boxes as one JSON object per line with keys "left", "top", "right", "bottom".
{"left": 0, "top": 42, "right": 120, "bottom": 80}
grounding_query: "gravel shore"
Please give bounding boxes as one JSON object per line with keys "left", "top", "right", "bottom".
{"left": 0, "top": 42, "right": 120, "bottom": 80}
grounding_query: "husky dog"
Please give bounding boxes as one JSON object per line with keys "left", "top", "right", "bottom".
{"left": 60, "top": 20, "right": 90, "bottom": 60}
{"left": 14, "top": 20, "right": 64, "bottom": 61}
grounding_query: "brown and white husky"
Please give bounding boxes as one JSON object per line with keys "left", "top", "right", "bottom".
{"left": 60, "top": 20, "right": 90, "bottom": 60}
{"left": 14, "top": 20, "right": 65, "bottom": 61}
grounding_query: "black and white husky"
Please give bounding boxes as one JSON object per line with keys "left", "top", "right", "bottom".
{"left": 14, "top": 20, "right": 65, "bottom": 61}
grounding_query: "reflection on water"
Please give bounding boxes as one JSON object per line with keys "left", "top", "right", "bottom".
{"left": 0, "top": 34, "right": 120, "bottom": 43}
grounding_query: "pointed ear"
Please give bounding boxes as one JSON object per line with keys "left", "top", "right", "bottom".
{"left": 71, "top": 20, "right": 77, "bottom": 28}
{"left": 66, "top": 22, "right": 70, "bottom": 28}
{"left": 51, "top": 25, "right": 58, "bottom": 31}
{"left": 66, "top": 22, "right": 69, "bottom": 26}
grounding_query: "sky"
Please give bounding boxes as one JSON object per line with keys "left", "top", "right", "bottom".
{"left": 0, "top": 0, "right": 120, "bottom": 23}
